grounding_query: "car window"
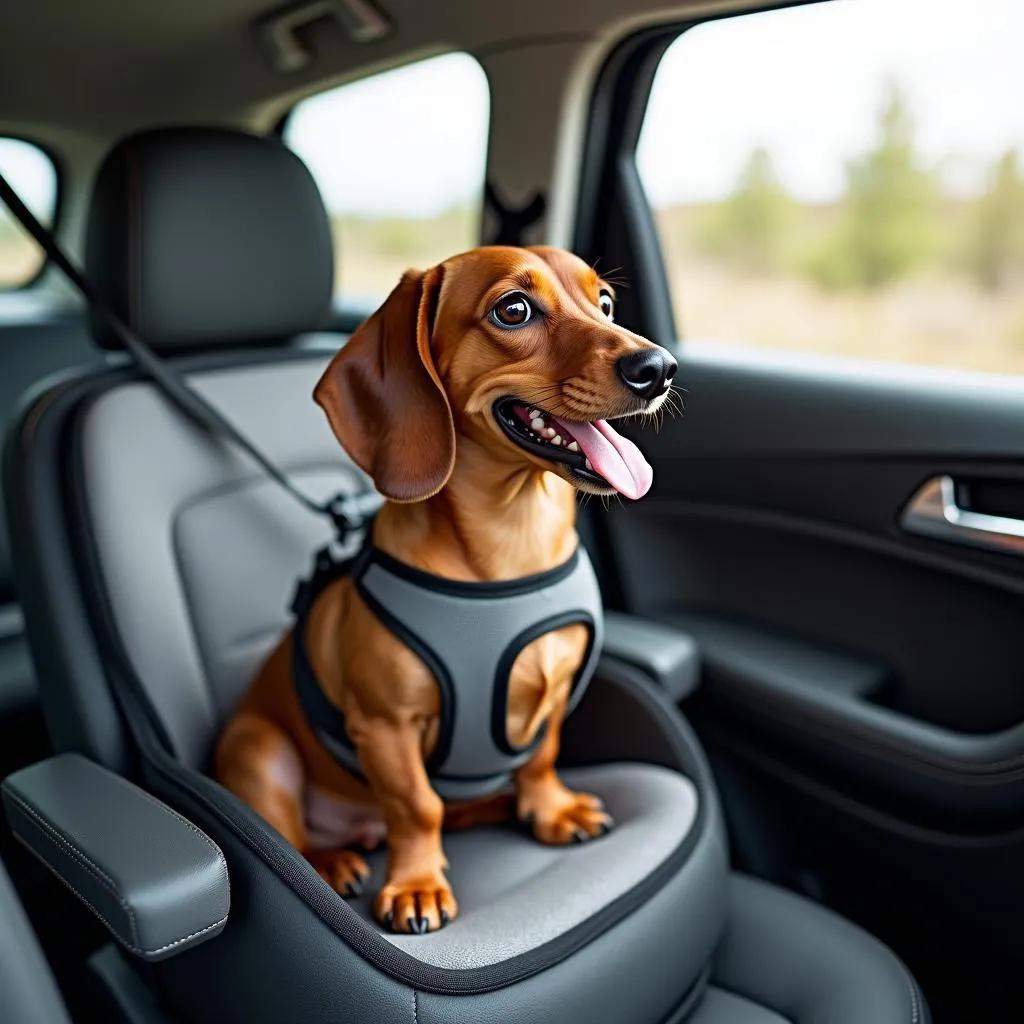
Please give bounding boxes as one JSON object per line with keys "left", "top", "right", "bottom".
{"left": 0, "top": 139, "right": 58, "bottom": 289}
{"left": 636, "top": 0, "right": 1024, "bottom": 374}
{"left": 285, "top": 53, "right": 489, "bottom": 307}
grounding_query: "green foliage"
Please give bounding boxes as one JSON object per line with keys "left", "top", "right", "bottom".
{"left": 968, "top": 150, "right": 1024, "bottom": 292}
{"left": 804, "top": 83, "right": 938, "bottom": 290}
{"left": 697, "top": 147, "right": 793, "bottom": 274}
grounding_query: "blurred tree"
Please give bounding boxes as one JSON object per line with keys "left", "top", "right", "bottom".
{"left": 804, "top": 83, "right": 938, "bottom": 289}
{"left": 969, "top": 149, "right": 1024, "bottom": 292}
{"left": 698, "top": 146, "right": 793, "bottom": 274}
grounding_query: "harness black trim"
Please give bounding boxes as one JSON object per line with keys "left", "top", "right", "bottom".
{"left": 368, "top": 544, "right": 582, "bottom": 598}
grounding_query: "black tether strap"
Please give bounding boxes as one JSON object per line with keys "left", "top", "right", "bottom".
{"left": 0, "top": 171, "right": 378, "bottom": 540}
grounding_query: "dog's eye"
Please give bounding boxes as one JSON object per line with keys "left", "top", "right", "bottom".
{"left": 490, "top": 292, "right": 533, "bottom": 329}
{"left": 598, "top": 290, "right": 615, "bottom": 321}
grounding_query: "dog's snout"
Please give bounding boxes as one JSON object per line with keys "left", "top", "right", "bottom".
{"left": 616, "top": 347, "right": 677, "bottom": 401}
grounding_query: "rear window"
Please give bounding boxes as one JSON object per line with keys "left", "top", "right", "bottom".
{"left": 285, "top": 53, "right": 490, "bottom": 307}
{"left": 0, "top": 139, "right": 58, "bottom": 288}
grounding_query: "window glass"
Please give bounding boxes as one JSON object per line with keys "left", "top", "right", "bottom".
{"left": 637, "top": 0, "right": 1024, "bottom": 373}
{"left": 0, "top": 139, "right": 58, "bottom": 288}
{"left": 286, "top": 53, "right": 489, "bottom": 305}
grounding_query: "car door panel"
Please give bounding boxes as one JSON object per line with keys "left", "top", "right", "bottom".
{"left": 605, "top": 350, "right": 1024, "bottom": 829}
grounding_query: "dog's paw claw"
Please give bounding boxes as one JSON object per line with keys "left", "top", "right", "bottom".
{"left": 307, "top": 849, "right": 372, "bottom": 898}
{"left": 375, "top": 879, "right": 457, "bottom": 934}
{"left": 522, "top": 790, "right": 614, "bottom": 846}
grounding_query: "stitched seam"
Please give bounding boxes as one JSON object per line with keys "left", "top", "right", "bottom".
{"left": 3, "top": 784, "right": 230, "bottom": 956}
{"left": 3, "top": 788, "right": 140, "bottom": 948}
{"left": 891, "top": 952, "right": 922, "bottom": 1024}
{"left": 413, "top": 990, "right": 419, "bottom": 1024}
{"left": 147, "top": 914, "right": 229, "bottom": 955}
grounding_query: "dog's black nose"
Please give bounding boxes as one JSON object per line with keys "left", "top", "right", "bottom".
{"left": 617, "top": 347, "right": 677, "bottom": 401}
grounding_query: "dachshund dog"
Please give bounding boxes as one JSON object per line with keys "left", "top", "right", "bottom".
{"left": 216, "top": 246, "right": 677, "bottom": 934}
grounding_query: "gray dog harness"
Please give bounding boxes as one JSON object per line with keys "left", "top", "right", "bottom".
{"left": 291, "top": 532, "right": 604, "bottom": 801}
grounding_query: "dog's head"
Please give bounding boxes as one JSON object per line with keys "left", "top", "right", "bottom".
{"left": 314, "top": 245, "right": 677, "bottom": 503}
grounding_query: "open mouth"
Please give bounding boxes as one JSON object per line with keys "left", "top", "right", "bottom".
{"left": 493, "top": 397, "right": 653, "bottom": 500}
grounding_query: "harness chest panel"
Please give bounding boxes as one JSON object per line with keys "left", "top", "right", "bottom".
{"left": 293, "top": 541, "right": 604, "bottom": 801}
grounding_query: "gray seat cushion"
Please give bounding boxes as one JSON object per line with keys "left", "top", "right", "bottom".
{"left": 352, "top": 763, "right": 697, "bottom": 968}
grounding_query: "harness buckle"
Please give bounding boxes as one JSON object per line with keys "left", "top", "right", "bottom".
{"left": 326, "top": 490, "right": 381, "bottom": 544}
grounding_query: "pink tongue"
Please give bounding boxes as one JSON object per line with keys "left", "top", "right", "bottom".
{"left": 552, "top": 416, "right": 653, "bottom": 500}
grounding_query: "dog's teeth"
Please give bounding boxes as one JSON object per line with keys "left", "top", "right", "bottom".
{"left": 530, "top": 417, "right": 545, "bottom": 432}
{"left": 552, "top": 435, "right": 562, "bottom": 445}
{"left": 567, "top": 441, "right": 579, "bottom": 452}
{"left": 543, "top": 427, "right": 556, "bottom": 438}
{"left": 585, "top": 458, "right": 593, "bottom": 470}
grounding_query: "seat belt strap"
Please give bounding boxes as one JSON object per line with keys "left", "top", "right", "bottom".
{"left": 0, "top": 170, "right": 379, "bottom": 541}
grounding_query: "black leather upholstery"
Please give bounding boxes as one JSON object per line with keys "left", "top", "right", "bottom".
{"left": 0, "top": 858, "right": 72, "bottom": 1024}
{"left": 704, "top": 874, "right": 927, "bottom": 1024}
{"left": 3, "top": 754, "right": 230, "bottom": 961}
{"left": 85, "top": 128, "right": 334, "bottom": 352}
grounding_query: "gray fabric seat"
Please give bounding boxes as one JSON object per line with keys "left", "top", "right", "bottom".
{"left": 2, "top": 127, "right": 928, "bottom": 1024}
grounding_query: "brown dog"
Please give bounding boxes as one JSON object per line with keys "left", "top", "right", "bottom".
{"left": 215, "top": 245, "right": 677, "bottom": 934}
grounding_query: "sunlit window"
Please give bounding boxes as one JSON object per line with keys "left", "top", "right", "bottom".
{"left": 0, "top": 139, "right": 58, "bottom": 288}
{"left": 637, "top": 0, "right": 1024, "bottom": 374}
{"left": 286, "top": 53, "right": 490, "bottom": 305}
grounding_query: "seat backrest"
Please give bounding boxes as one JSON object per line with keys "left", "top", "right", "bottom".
{"left": 6, "top": 127, "right": 366, "bottom": 771}
{"left": 76, "top": 356, "right": 363, "bottom": 767}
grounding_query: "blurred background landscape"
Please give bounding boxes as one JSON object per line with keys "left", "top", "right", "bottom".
{"left": 650, "top": 82, "right": 1024, "bottom": 374}
{"left": 2, "top": 0, "right": 1021, "bottom": 374}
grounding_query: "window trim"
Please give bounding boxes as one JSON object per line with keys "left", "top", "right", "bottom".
{"left": 0, "top": 134, "right": 64, "bottom": 291}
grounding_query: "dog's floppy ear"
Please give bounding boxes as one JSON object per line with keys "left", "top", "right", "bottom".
{"left": 314, "top": 265, "right": 455, "bottom": 503}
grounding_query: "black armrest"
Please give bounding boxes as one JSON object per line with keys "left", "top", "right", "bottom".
{"left": 2, "top": 754, "right": 229, "bottom": 961}
{"left": 602, "top": 612, "right": 701, "bottom": 701}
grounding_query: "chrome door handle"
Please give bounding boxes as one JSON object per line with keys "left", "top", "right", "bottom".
{"left": 900, "top": 475, "right": 1024, "bottom": 555}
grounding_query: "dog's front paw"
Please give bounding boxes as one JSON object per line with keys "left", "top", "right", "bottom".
{"left": 307, "top": 849, "right": 372, "bottom": 898}
{"left": 519, "top": 785, "right": 614, "bottom": 845}
{"left": 374, "top": 875, "right": 457, "bottom": 934}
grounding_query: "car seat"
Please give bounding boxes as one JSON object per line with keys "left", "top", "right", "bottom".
{"left": 2, "top": 127, "right": 928, "bottom": 1024}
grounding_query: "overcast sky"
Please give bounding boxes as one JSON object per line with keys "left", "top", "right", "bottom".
{"left": 2, "top": 0, "right": 1020, "bottom": 220}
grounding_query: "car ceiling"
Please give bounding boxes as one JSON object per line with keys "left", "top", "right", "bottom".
{"left": 0, "top": 0, "right": 764, "bottom": 135}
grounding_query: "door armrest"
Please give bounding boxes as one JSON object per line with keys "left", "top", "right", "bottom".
{"left": 2, "top": 754, "right": 229, "bottom": 961}
{"left": 602, "top": 611, "right": 701, "bottom": 701}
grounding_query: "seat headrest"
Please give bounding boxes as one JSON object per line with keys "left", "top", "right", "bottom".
{"left": 85, "top": 128, "right": 334, "bottom": 353}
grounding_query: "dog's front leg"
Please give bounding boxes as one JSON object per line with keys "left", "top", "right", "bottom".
{"left": 514, "top": 695, "right": 614, "bottom": 845}
{"left": 352, "top": 717, "right": 456, "bottom": 934}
